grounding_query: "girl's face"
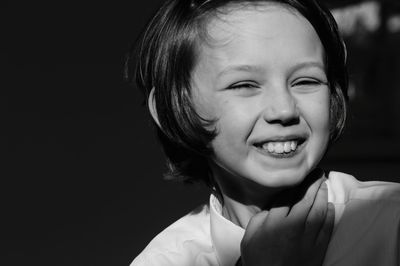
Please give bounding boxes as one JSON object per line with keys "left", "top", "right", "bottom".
{"left": 191, "top": 4, "right": 330, "bottom": 192}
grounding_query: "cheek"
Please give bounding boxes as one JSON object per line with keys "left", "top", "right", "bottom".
{"left": 214, "top": 100, "right": 250, "bottom": 142}
{"left": 317, "top": 93, "right": 331, "bottom": 130}
{"left": 299, "top": 90, "right": 330, "bottom": 126}
{"left": 192, "top": 91, "right": 217, "bottom": 123}
{"left": 209, "top": 98, "right": 257, "bottom": 157}
{"left": 298, "top": 91, "right": 331, "bottom": 152}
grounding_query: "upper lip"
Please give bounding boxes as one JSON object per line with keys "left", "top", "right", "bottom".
{"left": 251, "top": 134, "right": 308, "bottom": 146}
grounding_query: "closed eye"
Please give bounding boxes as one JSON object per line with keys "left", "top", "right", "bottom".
{"left": 228, "top": 82, "right": 259, "bottom": 90}
{"left": 293, "top": 79, "right": 326, "bottom": 86}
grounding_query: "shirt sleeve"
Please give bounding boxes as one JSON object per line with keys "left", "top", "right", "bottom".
{"left": 131, "top": 248, "right": 219, "bottom": 266}
{"left": 130, "top": 252, "right": 176, "bottom": 266}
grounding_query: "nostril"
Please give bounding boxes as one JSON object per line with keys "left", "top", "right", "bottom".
{"left": 261, "top": 89, "right": 299, "bottom": 125}
{"left": 286, "top": 115, "right": 300, "bottom": 126}
{"left": 263, "top": 105, "right": 300, "bottom": 125}
{"left": 267, "top": 115, "right": 300, "bottom": 126}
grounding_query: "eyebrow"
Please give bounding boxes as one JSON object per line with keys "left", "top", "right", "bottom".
{"left": 217, "top": 64, "right": 264, "bottom": 78}
{"left": 289, "top": 61, "right": 326, "bottom": 73}
{"left": 217, "top": 61, "right": 325, "bottom": 78}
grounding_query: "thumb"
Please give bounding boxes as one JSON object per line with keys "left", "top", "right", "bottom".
{"left": 242, "top": 211, "right": 269, "bottom": 244}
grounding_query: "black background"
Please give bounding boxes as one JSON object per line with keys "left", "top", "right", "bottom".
{"left": 5, "top": 0, "right": 400, "bottom": 265}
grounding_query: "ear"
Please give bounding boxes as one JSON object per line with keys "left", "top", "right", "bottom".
{"left": 148, "top": 87, "right": 161, "bottom": 128}
{"left": 342, "top": 39, "right": 348, "bottom": 64}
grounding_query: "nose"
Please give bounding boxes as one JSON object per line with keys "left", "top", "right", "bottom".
{"left": 262, "top": 88, "right": 300, "bottom": 125}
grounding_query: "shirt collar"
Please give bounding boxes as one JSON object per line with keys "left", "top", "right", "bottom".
{"left": 209, "top": 194, "right": 245, "bottom": 266}
{"left": 208, "top": 177, "right": 341, "bottom": 266}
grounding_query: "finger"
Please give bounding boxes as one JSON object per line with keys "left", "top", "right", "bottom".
{"left": 286, "top": 176, "right": 325, "bottom": 227}
{"left": 316, "top": 202, "right": 335, "bottom": 248}
{"left": 306, "top": 202, "right": 335, "bottom": 266}
{"left": 246, "top": 210, "right": 269, "bottom": 230}
{"left": 262, "top": 205, "right": 299, "bottom": 240}
{"left": 265, "top": 205, "right": 290, "bottom": 226}
{"left": 304, "top": 181, "right": 329, "bottom": 241}
{"left": 242, "top": 210, "right": 269, "bottom": 244}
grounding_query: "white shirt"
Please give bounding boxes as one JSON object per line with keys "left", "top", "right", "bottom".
{"left": 131, "top": 172, "right": 400, "bottom": 266}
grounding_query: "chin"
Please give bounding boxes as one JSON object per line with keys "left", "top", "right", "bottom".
{"left": 251, "top": 167, "right": 312, "bottom": 188}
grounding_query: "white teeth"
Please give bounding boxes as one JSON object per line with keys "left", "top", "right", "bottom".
{"left": 267, "top": 143, "right": 274, "bottom": 153}
{"left": 261, "top": 140, "right": 298, "bottom": 154}
{"left": 291, "top": 141, "right": 297, "bottom": 150}
{"left": 283, "top": 142, "right": 291, "bottom": 153}
{"left": 274, "top": 143, "right": 284, "bottom": 153}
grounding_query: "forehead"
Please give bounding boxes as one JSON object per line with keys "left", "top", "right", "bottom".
{"left": 202, "top": 3, "right": 315, "bottom": 42}
{"left": 194, "top": 3, "right": 324, "bottom": 73}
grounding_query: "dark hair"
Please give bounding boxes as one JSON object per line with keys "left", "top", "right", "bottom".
{"left": 125, "top": 0, "right": 348, "bottom": 188}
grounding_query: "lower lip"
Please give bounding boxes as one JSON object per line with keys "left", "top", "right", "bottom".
{"left": 254, "top": 140, "right": 306, "bottom": 159}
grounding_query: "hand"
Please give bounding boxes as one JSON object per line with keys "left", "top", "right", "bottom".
{"left": 239, "top": 175, "right": 335, "bottom": 266}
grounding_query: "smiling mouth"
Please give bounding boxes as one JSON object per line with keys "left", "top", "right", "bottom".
{"left": 254, "top": 138, "right": 306, "bottom": 156}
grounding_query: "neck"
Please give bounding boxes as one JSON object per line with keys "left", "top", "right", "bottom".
{"left": 211, "top": 163, "right": 324, "bottom": 229}
{"left": 220, "top": 193, "right": 262, "bottom": 229}
{"left": 212, "top": 168, "right": 284, "bottom": 229}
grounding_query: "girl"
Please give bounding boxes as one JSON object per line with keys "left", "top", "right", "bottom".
{"left": 127, "top": 0, "right": 400, "bottom": 265}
